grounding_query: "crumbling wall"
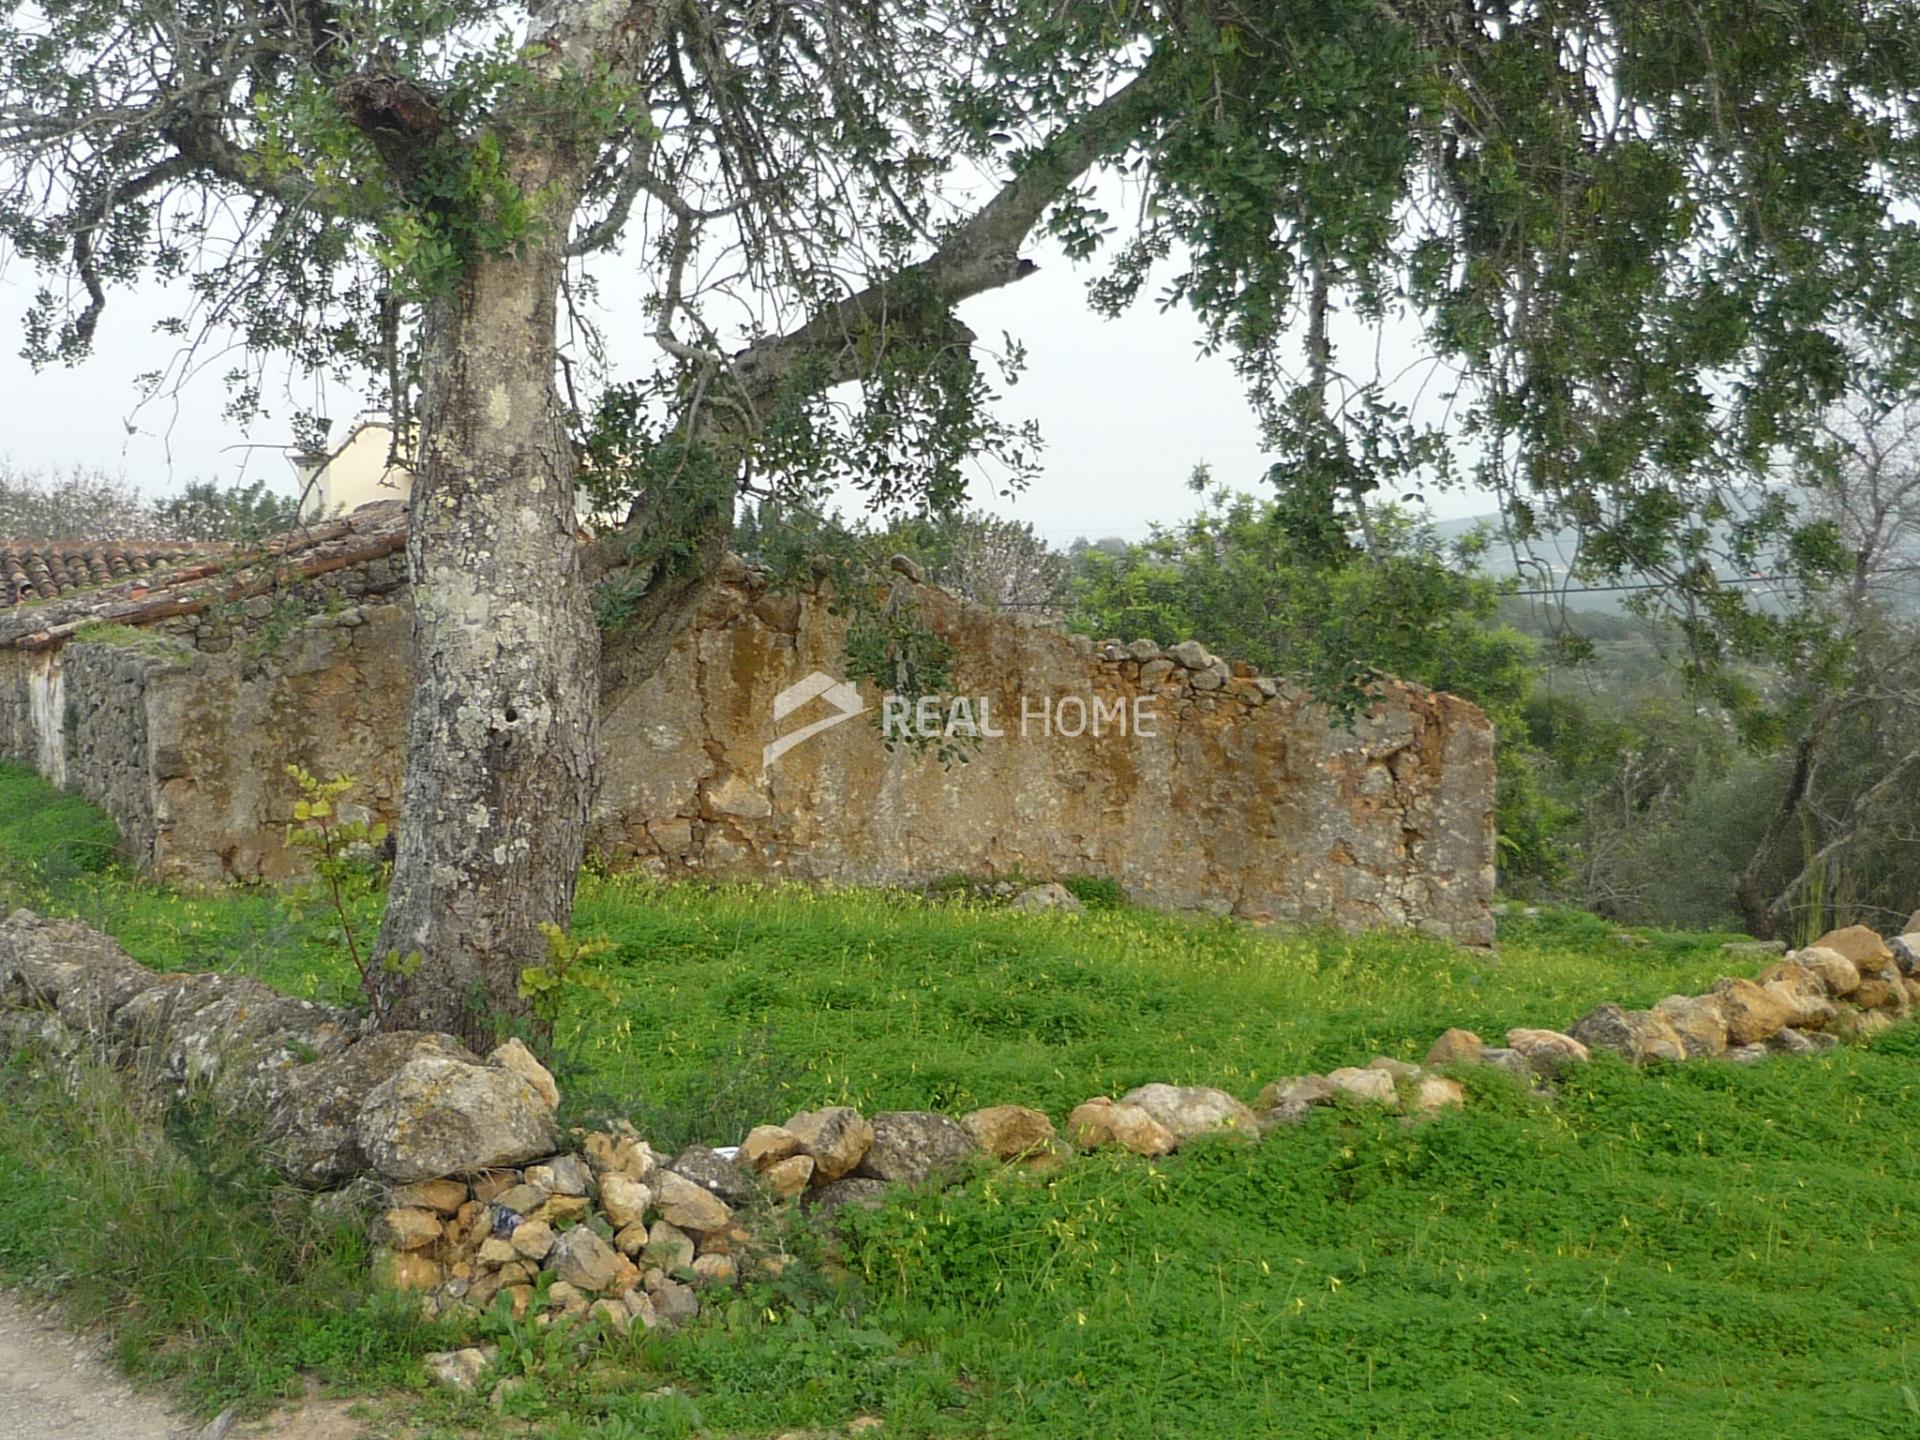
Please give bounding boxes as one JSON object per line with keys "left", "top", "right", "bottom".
{"left": 0, "top": 544, "right": 1496, "bottom": 942}
{"left": 592, "top": 566, "right": 1496, "bottom": 943}
{"left": 0, "top": 609, "right": 408, "bottom": 882}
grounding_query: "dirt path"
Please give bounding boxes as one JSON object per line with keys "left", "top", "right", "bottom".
{"left": 0, "top": 1290, "right": 186, "bottom": 1439}
{"left": 0, "top": 1291, "right": 372, "bottom": 1440}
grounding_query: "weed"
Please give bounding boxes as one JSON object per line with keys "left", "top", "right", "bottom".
{"left": 0, "top": 1049, "right": 442, "bottom": 1418}
{"left": 283, "top": 765, "right": 413, "bottom": 1016}
{"left": 3, "top": 763, "right": 1918, "bottom": 1436}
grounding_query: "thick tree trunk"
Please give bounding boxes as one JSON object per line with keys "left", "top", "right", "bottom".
{"left": 371, "top": 220, "right": 599, "bottom": 1049}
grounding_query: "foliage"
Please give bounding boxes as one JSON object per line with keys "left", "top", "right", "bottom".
{"left": 0, "top": 461, "right": 301, "bottom": 546}
{"left": 517, "top": 920, "right": 619, "bottom": 1056}
{"left": 0, "top": 461, "right": 159, "bottom": 539}
{"left": 70, "top": 621, "right": 192, "bottom": 660}
{"left": 153, "top": 479, "right": 301, "bottom": 543}
{"left": 6, "top": 763, "right": 1920, "bottom": 1434}
{"left": 733, "top": 498, "right": 973, "bottom": 764}
{"left": 1069, "top": 488, "right": 1560, "bottom": 879}
{"left": 879, "top": 508, "right": 1071, "bottom": 615}
{"left": 283, "top": 765, "right": 409, "bottom": 1016}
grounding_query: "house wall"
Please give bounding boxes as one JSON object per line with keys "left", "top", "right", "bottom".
{"left": 296, "top": 423, "right": 411, "bottom": 519}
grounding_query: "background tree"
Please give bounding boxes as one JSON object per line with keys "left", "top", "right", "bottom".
{"left": 1727, "top": 397, "right": 1920, "bottom": 938}
{"left": 154, "top": 479, "right": 302, "bottom": 542}
{"left": 883, "top": 510, "right": 1071, "bottom": 616}
{"left": 0, "top": 462, "right": 159, "bottom": 539}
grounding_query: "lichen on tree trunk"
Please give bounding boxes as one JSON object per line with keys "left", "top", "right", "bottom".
{"left": 371, "top": 219, "right": 600, "bottom": 1049}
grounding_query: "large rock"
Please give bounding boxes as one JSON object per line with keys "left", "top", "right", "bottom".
{"left": 1853, "top": 972, "right": 1908, "bottom": 1012}
{"left": 1757, "top": 962, "right": 1838, "bottom": 1031}
{"left": 1653, "top": 994, "right": 1728, "bottom": 1059}
{"left": 1835, "top": 1007, "right": 1899, "bottom": 1040}
{"left": 1808, "top": 926, "right": 1891, "bottom": 970}
{"left": 739, "top": 1124, "right": 803, "bottom": 1171}
{"left": 113, "top": 968, "right": 359, "bottom": 1103}
{"left": 1569, "top": 1004, "right": 1687, "bottom": 1064}
{"left": 1504, "top": 1029, "right": 1591, "bottom": 1075}
{"left": 961, "top": 1105, "right": 1058, "bottom": 1161}
{"left": 1118, "top": 1083, "right": 1258, "bottom": 1141}
{"left": 0, "top": 911, "right": 172, "bottom": 1026}
{"left": 423, "top": 1347, "right": 494, "bottom": 1391}
{"left": 1009, "top": 883, "right": 1084, "bottom": 914}
{"left": 1889, "top": 933, "right": 1920, "bottom": 976}
{"left": 1423, "top": 1028, "right": 1484, "bottom": 1067}
{"left": 644, "top": 1219, "right": 696, "bottom": 1271}
{"left": 1066, "top": 1098, "right": 1178, "bottom": 1157}
{"left": 855, "top": 1111, "right": 978, "bottom": 1185}
{"left": 808, "top": 1177, "right": 893, "bottom": 1220}
{"left": 1791, "top": 947, "right": 1861, "bottom": 998}
{"left": 486, "top": 1038, "right": 559, "bottom": 1109}
{"left": 1721, "top": 939, "right": 1787, "bottom": 959}
{"left": 1711, "top": 977, "right": 1794, "bottom": 1046}
{"left": 762, "top": 1154, "right": 814, "bottom": 1199}
{"left": 266, "top": 1031, "right": 478, "bottom": 1187}
{"left": 669, "top": 1146, "right": 760, "bottom": 1208}
{"left": 598, "top": 1174, "right": 652, "bottom": 1230}
{"left": 653, "top": 1168, "right": 733, "bottom": 1235}
{"left": 1326, "top": 1067, "right": 1398, "bottom": 1105}
{"left": 354, "top": 1052, "right": 560, "bottom": 1183}
{"left": 549, "top": 1226, "right": 623, "bottom": 1293}
{"left": 783, "top": 1107, "right": 875, "bottom": 1181}
{"left": 1255, "top": 1074, "right": 1337, "bottom": 1110}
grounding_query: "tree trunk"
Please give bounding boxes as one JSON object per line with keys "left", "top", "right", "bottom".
{"left": 371, "top": 218, "right": 599, "bottom": 1049}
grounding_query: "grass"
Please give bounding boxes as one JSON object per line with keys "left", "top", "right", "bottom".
{"left": 0, "top": 1051, "right": 439, "bottom": 1415}
{"left": 70, "top": 620, "right": 195, "bottom": 659}
{"left": 0, "top": 760, "right": 1917, "bottom": 1436}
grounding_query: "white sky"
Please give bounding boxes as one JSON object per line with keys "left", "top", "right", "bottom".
{"left": 0, "top": 232, "right": 1494, "bottom": 544}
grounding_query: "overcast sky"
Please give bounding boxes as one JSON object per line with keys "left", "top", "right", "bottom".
{"left": 0, "top": 231, "right": 1492, "bottom": 545}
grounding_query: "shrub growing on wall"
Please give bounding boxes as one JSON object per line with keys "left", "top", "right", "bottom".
{"left": 1069, "top": 489, "right": 1560, "bottom": 882}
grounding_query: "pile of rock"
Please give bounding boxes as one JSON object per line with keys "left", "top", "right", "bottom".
{"left": 382, "top": 1129, "right": 746, "bottom": 1333}
{"left": 1072, "top": 634, "right": 1286, "bottom": 705}
{"left": 1561, "top": 923, "right": 1917, "bottom": 1065}
{"left": 389, "top": 1101, "right": 1084, "bottom": 1332}
{"left": 1238, "top": 924, "right": 1919, "bottom": 1136}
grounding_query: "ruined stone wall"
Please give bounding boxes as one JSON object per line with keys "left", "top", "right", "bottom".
{"left": 0, "top": 563, "right": 409, "bottom": 882}
{"left": 593, "top": 565, "right": 1496, "bottom": 943}
{"left": 0, "top": 545, "right": 1496, "bottom": 943}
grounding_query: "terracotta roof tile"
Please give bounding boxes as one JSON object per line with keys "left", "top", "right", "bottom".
{"left": 0, "top": 541, "right": 211, "bottom": 606}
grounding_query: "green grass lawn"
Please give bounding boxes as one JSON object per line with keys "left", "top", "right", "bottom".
{"left": 1, "top": 761, "right": 1918, "bottom": 1438}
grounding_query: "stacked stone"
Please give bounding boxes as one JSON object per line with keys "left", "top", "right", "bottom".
{"left": 390, "top": 1100, "right": 1088, "bottom": 1333}
{"left": 382, "top": 1127, "right": 751, "bottom": 1335}
{"left": 1071, "top": 635, "right": 1285, "bottom": 707}
{"left": 1228, "top": 923, "right": 1920, "bottom": 1135}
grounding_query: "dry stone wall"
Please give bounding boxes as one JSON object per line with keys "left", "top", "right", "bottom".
{"left": 0, "top": 506, "right": 1495, "bottom": 941}
{"left": 4, "top": 905, "right": 1915, "bottom": 1360}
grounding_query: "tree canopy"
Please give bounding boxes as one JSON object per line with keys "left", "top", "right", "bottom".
{"left": 7, "top": 0, "right": 1920, "bottom": 1031}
